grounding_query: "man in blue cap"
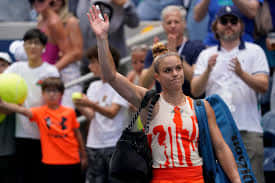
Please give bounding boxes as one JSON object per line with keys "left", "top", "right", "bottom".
{"left": 191, "top": 6, "right": 269, "bottom": 183}
{"left": 194, "top": 0, "right": 261, "bottom": 46}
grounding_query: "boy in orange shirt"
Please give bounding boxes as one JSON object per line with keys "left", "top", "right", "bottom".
{"left": 0, "top": 77, "right": 87, "bottom": 183}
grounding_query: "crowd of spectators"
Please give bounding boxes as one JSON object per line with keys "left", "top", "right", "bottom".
{"left": 0, "top": 0, "right": 274, "bottom": 183}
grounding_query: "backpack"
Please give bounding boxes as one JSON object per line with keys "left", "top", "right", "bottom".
{"left": 194, "top": 94, "right": 257, "bottom": 183}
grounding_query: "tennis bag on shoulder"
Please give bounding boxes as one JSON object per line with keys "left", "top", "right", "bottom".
{"left": 109, "top": 90, "right": 160, "bottom": 183}
{"left": 194, "top": 94, "right": 257, "bottom": 183}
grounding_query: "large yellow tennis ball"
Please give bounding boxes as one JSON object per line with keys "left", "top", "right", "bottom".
{"left": 0, "top": 73, "right": 28, "bottom": 104}
{"left": 0, "top": 73, "right": 28, "bottom": 123}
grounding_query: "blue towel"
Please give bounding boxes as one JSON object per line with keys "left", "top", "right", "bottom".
{"left": 194, "top": 94, "right": 257, "bottom": 183}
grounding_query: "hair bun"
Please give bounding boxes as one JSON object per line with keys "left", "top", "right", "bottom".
{"left": 152, "top": 42, "right": 168, "bottom": 59}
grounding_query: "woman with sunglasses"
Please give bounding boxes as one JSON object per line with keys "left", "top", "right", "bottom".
{"left": 87, "top": 5, "right": 241, "bottom": 183}
{"left": 31, "top": 0, "right": 83, "bottom": 108}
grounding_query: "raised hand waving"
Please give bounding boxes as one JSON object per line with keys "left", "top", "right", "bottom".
{"left": 87, "top": 5, "right": 110, "bottom": 40}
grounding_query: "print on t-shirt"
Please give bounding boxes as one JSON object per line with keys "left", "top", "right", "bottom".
{"left": 44, "top": 116, "right": 69, "bottom": 138}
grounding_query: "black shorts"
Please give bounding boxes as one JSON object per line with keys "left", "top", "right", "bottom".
{"left": 43, "top": 163, "right": 81, "bottom": 183}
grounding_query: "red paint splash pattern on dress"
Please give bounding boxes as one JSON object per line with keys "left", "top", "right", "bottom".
{"left": 153, "top": 125, "right": 169, "bottom": 167}
{"left": 148, "top": 96, "right": 200, "bottom": 168}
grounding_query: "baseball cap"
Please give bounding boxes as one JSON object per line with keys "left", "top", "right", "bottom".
{"left": 0, "top": 52, "right": 12, "bottom": 64}
{"left": 9, "top": 40, "right": 28, "bottom": 61}
{"left": 216, "top": 6, "right": 241, "bottom": 19}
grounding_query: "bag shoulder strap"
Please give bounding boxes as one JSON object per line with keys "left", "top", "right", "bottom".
{"left": 144, "top": 92, "right": 160, "bottom": 134}
{"left": 126, "top": 90, "right": 159, "bottom": 131}
{"left": 194, "top": 99, "right": 219, "bottom": 182}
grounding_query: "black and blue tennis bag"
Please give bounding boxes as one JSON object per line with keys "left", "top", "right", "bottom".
{"left": 194, "top": 94, "right": 257, "bottom": 183}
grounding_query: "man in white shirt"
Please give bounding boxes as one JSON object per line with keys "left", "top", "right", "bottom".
{"left": 191, "top": 6, "right": 269, "bottom": 183}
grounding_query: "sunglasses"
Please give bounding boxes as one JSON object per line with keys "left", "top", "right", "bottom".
{"left": 219, "top": 16, "right": 239, "bottom": 26}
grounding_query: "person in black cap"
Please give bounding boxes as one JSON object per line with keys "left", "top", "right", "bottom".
{"left": 192, "top": 6, "right": 269, "bottom": 183}
{"left": 211, "top": 6, "right": 244, "bottom": 43}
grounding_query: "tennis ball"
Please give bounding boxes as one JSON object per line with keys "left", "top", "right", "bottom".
{"left": 0, "top": 73, "right": 28, "bottom": 105}
{"left": 72, "top": 92, "right": 82, "bottom": 100}
{"left": 137, "top": 116, "right": 144, "bottom": 130}
{"left": 0, "top": 114, "right": 6, "bottom": 124}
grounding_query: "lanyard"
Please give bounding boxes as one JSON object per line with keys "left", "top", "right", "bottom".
{"left": 177, "top": 39, "right": 186, "bottom": 55}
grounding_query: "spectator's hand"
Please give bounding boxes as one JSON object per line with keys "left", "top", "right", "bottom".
{"left": 73, "top": 94, "right": 90, "bottom": 107}
{"left": 0, "top": 97, "right": 9, "bottom": 113}
{"left": 207, "top": 54, "right": 218, "bottom": 72}
{"left": 167, "top": 34, "right": 177, "bottom": 52}
{"left": 153, "top": 36, "right": 160, "bottom": 44}
{"left": 81, "top": 153, "right": 88, "bottom": 170}
{"left": 229, "top": 57, "right": 243, "bottom": 77}
{"left": 80, "top": 150, "right": 88, "bottom": 171}
{"left": 75, "top": 105, "right": 87, "bottom": 113}
{"left": 87, "top": 5, "right": 109, "bottom": 39}
{"left": 111, "top": 0, "right": 128, "bottom": 6}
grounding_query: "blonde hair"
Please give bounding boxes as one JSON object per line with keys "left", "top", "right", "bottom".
{"left": 58, "top": 0, "right": 73, "bottom": 23}
{"left": 152, "top": 42, "right": 181, "bottom": 73}
{"left": 38, "top": 0, "right": 73, "bottom": 23}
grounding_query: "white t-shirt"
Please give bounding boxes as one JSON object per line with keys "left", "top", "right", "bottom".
{"left": 4, "top": 62, "right": 60, "bottom": 139}
{"left": 60, "top": 62, "right": 82, "bottom": 109}
{"left": 194, "top": 42, "right": 270, "bottom": 133}
{"left": 86, "top": 80, "right": 128, "bottom": 148}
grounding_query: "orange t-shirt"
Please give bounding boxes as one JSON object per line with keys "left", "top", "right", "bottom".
{"left": 30, "top": 105, "right": 80, "bottom": 165}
